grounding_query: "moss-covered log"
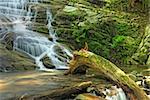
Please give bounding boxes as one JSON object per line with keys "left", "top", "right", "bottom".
{"left": 65, "top": 50, "right": 149, "bottom": 100}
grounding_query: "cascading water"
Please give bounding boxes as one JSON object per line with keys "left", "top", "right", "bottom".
{"left": 0, "top": 0, "right": 73, "bottom": 70}
{"left": 103, "top": 86, "right": 127, "bottom": 100}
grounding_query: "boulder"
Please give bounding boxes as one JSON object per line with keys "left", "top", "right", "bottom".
{"left": 0, "top": 43, "right": 36, "bottom": 72}
{"left": 41, "top": 55, "right": 55, "bottom": 69}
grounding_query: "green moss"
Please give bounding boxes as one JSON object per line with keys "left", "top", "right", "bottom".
{"left": 112, "top": 35, "right": 126, "bottom": 48}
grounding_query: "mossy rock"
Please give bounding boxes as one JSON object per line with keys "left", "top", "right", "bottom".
{"left": 32, "top": 0, "right": 148, "bottom": 66}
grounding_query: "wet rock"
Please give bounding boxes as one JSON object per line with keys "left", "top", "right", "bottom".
{"left": 139, "top": 76, "right": 150, "bottom": 95}
{"left": 1, "top": 32, "right": 14, "bottom": 50}
{"left": 0, "top": 43, "right": 36, "bottom": 72}
{"left": 136, "top": 81, "right": 142, "bottom": 86}
{"left": 27, "top": 0, "right": 68, "bottom": 35}
{"left": 41, "top": 55, "right": 55, "bottom": 69}
{"left": 75, "top": 93, "right": 106, "bottom": 100}
{"left": 143, "top": 77, "right": 150, "bottom": 89}
{"left": 87, "top": 86, "right": 106, "bottom": 98}
{"left": 135, "top": 76, "right": 150, "bottom": 94}
{"left": 104, "top": 86, "right": 127, "bottom": 100}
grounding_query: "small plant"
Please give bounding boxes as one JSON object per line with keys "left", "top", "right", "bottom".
{"left": 112, "top": 35, "right": 126, "bottom": 48}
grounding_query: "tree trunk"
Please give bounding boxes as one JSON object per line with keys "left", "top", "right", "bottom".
{"left": 65, "top": 50, "right": 149, "bottom": 100}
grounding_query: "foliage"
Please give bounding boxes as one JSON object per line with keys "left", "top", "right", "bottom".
{"left": 112, "top": 35, "right": 126, "bottom": 48}
{"left": 107, "top": 0, "right": 149, "bottom": 13}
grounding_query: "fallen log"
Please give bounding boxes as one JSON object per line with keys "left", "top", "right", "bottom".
{"left": 65, "top": 50, "right": 149, "bottom": 100}
{"left": 20, "top": 81, "right": 92, "bottom": 100}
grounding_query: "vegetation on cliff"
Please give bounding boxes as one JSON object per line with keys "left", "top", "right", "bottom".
{"left": 45, "top": 0, "right": 149, "bottom": 66}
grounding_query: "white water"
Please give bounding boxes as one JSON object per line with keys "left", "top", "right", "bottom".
{"left": 103, "top": 86, "right": 127, "bottom": 100}
{"left": 0, "top": 0, "right": 73, "bottom": 70}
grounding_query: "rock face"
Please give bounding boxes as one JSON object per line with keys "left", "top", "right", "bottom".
{"left": 38, "top": 0, "right": 147, "bottom": 65}
{"left": 0, "top": 44, "right": 36, "bottom": 72}
{"left": 131, "top": 25, "right": 150, "bottom": 65}
{"left": 27, "top": 0, "right": 68, "bottom": 35}
{"left": 16, "top": 0, "right": 148, "bottom": 66}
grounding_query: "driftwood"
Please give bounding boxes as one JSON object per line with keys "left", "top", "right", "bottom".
{"left": 20, "top": 81, "right": 92, "bottom": 100}
{"left": 65, "top": 50, "right": 149, "bottom": 100}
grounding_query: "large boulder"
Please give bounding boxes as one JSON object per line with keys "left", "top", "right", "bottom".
{"left": 0, "top": 43, "right": 36, "bottom": 72}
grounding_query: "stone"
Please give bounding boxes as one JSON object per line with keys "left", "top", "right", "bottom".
{"left": 0, "top": 43, "right": 36, "bottom": 72}
{"left": 75, "top": 93, "right": 105, "bottom": 100}
{"left": 63, "top": 6, "right": 78, "bottom": 12}
{"left": 144, "top": 77, "right": 150, "bottom": 89}
{"left": 41, "top": 55, "right": 55, "bottom": 69}
{"left": 1, "top": 32, "right": 14, "bottom": 50}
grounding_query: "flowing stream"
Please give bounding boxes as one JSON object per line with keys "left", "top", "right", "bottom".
{"left": 103, "top": 86, "right": 127, "bottom": 100}
{"left": 0, "top": 0, "right": 73, "bottom": 70}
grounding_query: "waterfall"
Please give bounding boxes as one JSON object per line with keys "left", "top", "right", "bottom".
{"left": 0, "top": 0, "right": 73, "bottom": 70}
